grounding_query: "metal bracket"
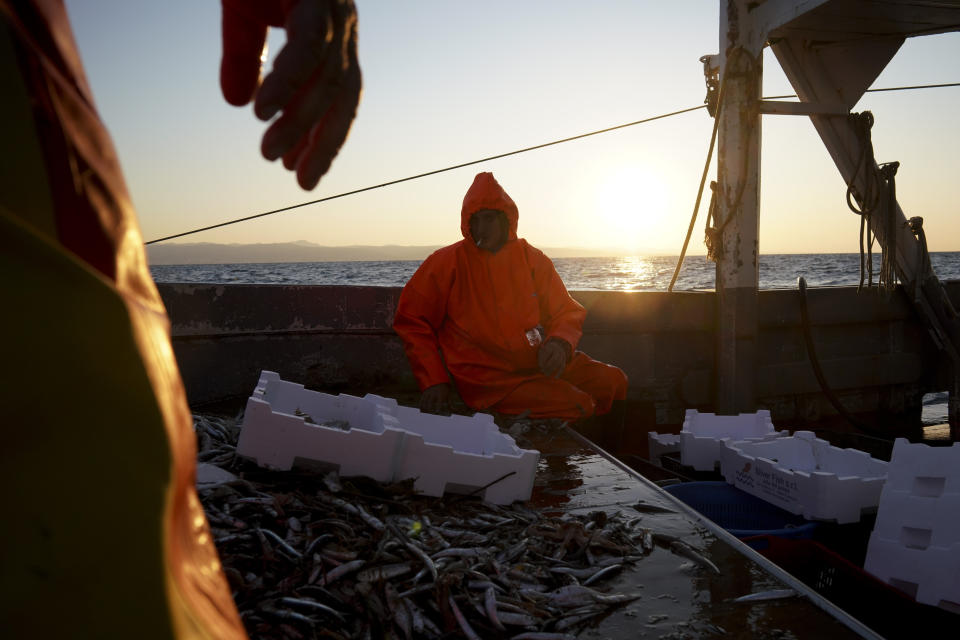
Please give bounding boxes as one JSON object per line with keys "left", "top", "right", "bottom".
{"left": 700, "top": 54, "right": 720, "bottom": 117}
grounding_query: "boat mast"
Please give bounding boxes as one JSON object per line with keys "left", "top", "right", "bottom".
{"left": 711, "top": 0, "right": 960, "bottom": 437}
{"left": 712, "top": 0, "right": 765, "bottom": 415}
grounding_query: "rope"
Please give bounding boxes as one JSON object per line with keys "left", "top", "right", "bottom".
{"left": 145, "top": 105, "right": 706, "bottom": 245}
{"left": 797, "top": 277, "right": 889, "bottom": 438}
{"left": 845, "top": 111, "right": 900, "bottom": 295}
{"left": 668, "top": 73, "right": 724, "bottom": 292}
{"left": 145, "top": 81, "right": 960, "bottom": 245}
{"left": 702, "top": 48, "right": 760, "bottom": 266}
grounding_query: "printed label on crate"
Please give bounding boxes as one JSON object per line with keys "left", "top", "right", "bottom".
{"left": 733, "top": 461, "right": 755, "bottom": 490}
{"left": 737, "top": 462, "right": 800, "bottom": 508}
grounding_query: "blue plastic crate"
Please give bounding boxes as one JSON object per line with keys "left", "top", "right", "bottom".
{"left": 664, "top": 481, "right": 818, "bottom": 539}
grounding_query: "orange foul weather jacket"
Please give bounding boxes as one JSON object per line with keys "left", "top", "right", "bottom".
{"left": 393, "top": 173, "right": 627, "bottom": 419}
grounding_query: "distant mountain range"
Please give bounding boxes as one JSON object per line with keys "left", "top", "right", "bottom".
{"left": 146, "top": 241, "right": 636, "bottom": 265}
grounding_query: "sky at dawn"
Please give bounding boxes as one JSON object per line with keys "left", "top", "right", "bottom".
{"left": 64, "top": 1, "right": 959, "bottom": 256}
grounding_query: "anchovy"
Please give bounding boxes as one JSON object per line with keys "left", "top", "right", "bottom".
{"left": 318, "top": 558, "right": 366, "bottom": 586}
{"left": 554, "top": 609, "right": 603, "bottom": 631}
{"left": 582, "top": 563, "right": 623, "bottom": 586}
{"left": 432, "top": 547, "right": 488, "bottom": 559}
{"left": 641, "top": 529, "right": 654, "bottom": 552}
{"left": 511, "top": 633, "right": 578, "bottom": 640}
{"left": 386, "top": 523, "right": 438, "bottom": 580}
{"left": 257, "top": 528, "right": 302, "bottom": 560}
{"left": 732, "top": 588, "right": 797, "bottom": 603}
{"left": 357, "top": 561, "right": 414, "bottom": 583}
{"left": 355, "top": 503, "right": 386, "bottom": 532}
{"left": 384, "top": 583, "right": 412, "bottom": 640}
{"left": 496, "top": 537, "right": 529, "bottom": 563}
{"left": 484, "top": 586, "right": 506, "bottom": 631}
{"left": 319, "top": 548, "right": 358, "bottom": 563}
{"left": 260, "top": 604, "right": 314, "bottom": 626}
{"left": 632, "top": 500, "right": 677, "bottom": 514}
{"left": 303, "top": 533, "right": 335, "bottom": 557}
{"left": 669, "top": 539, "right": 721, "bottom": 575}
{"left": 322, "top": 471, "right": 342, "bottom": 493}
{"left": 448, "top": 595, "right": 482, "bottom": 640}
{"left": 548, "top": 566, "right": 597, "bottom": 579}
{"left": 279, "top": 597, "right": 345, "bottom": 622}
{"left": 397, "top": 583, "right": 434, "bottom": 599}
{"left": 497, "top": 610, "right": 538, "bottom": 627}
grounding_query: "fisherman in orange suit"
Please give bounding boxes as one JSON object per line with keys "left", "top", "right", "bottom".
{"left": 0, "top": 1, "right": 359, "bottom": 637}
{"left": 394, "top": 172, "right": 628, "bottom": 423}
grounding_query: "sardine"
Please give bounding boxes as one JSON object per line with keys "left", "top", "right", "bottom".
{"left": 279, "top": 597, "right": 345, "bottom": 622}
{"left": 448, "top": 595, "right": 482, "bottom": 640}
{"left": 669, "top": 539, "right": 721, "bottom": 575}
{"left": 632, "top": 500, "right": 677, "bottom": 514}
{"left": 432, "top": 547, "right": 489, "bottom": 559}
{"left": 484, "top": 586, "right": 506, "bottom": 631}
{"left": 318, "top": 558, "right": 366, "bottom": 586}
{"left": 357, "top": 561, "right": 414, "bottom": 583}
{"left": 732, "top": 588, "right": 797, "bottom": 603}
{"left": 582, "top": 563, "right": 623, "bottom": 586}
{"left": 384, "top": 583, "right": 412, "bottom": 640}
{"left": 257, "top": 527, "right": 301, "bottom": 560}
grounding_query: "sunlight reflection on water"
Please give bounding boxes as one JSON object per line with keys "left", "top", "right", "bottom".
{"left": 151, "top": 252, "right": 960, "bottom": 292}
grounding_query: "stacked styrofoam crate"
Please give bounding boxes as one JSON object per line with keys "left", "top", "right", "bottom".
{"left": 647, "top": 432, "right": 681, "bottom": 461}
{"left": 720, "top": 430, "right": 888, "bottom": 524}
{"left": 236, "top": 371, "right": 539, "bottom": 504}
{"left": 679, "top": 409, "right": 785, "bottom": 471}
{"left": 864, "top": 438, "right": 960, "bottom": 610}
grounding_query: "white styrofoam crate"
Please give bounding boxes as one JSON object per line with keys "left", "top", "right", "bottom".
{"left": 679, "top": 409, "right": 784, "bottom": 471}
{"left": 648, "top": 432, "right": 681, "bottom": 461}
{"left": 236, "top": 372, "right": 404, "bottom": 482}
{"left": 870, "top": 490, "right": 960, "bottom": 548}
{"left": 236, "top": 371, "right": 539, "bottom": 504}
{"left": 720, "top": 430, "right": 888, "bottom": 524}
{"left": 880, "top": 437, "right": 960, "bottom": 494}
{"left": 864, "top": 538, "right": 960, "bottom": 609}
{"left": 864, "top": 438, "right": 960, "bottom": 609}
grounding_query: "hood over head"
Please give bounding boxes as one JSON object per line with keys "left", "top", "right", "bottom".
{"left": 460, "top": 172, "right": 519, "bottom": 242}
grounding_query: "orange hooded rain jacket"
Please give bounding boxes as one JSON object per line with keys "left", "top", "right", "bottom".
{"left": 393, "top": 173, "right": 627, "bottom": 419}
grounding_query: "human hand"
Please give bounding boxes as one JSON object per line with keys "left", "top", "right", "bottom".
{"left": 220, "top": 0, "right": 362, "bottom": 190}
{"left": 538, "top": 339, "right": 569, "bottom": 378}
{"left": 420, "top": 383, "right": 452, "bottom": 415}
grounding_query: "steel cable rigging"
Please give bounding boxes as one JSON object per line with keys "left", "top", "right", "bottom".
{"left": 146, "top": 81, "right": 960, "bottom": 245}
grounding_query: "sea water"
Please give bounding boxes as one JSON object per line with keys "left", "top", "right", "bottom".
{"left": 151, "top": 252, "right": 960, "bottom": 291}
{"left": 151, "top": 252, "right": 960, "bottom": 426}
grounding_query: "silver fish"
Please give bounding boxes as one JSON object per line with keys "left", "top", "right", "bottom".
{"left": 279, "top": 597, "right": 345, "bottom": 622}
{"left": 484, "top": 586, "right": 506, "bottom": 631}
{"left": 357, "top": 561, "right": 414, "bottom": 583}
{"left": 732, "top": 588, "right": 797, "bottom": 603}
{"left": 582, "top": 563, "right": 623, "bottom": 586}
{"left": 670, "top": 539, "right": 721, "bottom": 575}
{"left": 318, "top": 558, "right": 365, "bottom": 586}
{"left": 448, "top": 595, "right": 482, "bottom": 640}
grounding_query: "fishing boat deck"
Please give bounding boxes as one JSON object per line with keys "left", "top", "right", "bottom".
{"left": 509, "top": 425, "right": 875, "bottom": 639}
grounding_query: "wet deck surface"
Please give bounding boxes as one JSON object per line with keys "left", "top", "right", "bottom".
{"left": 520, "top": 425, "right": 874, "bottom": 639}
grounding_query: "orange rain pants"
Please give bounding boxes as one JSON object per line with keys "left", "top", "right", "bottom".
{"left": 0, "top": 2, "right": 245, "bottom": 637}
{"left": 393, "top": 172, "right": 628, "bottom": 419}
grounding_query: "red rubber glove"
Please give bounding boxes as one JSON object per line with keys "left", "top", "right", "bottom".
{"left": 538, "top": 338, "right": 569, "bottom": 378}
{"left": 220, "top": 0, "right": 362, "bottom": 190}
{"left": 420, "top": 383, "right": 453, "bottom": 416}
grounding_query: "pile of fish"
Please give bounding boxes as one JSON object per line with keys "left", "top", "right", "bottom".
{"left": 193, "top": 414, "right": 702, "bottom": 640}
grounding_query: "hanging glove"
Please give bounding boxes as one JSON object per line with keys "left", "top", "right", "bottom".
{"left": 220, "top": 0, "right": 362, "bottom": 190}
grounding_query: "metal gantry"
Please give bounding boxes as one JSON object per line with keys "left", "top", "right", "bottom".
{"left": 708, "top": 0, "right": 960, "bottom": 436}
